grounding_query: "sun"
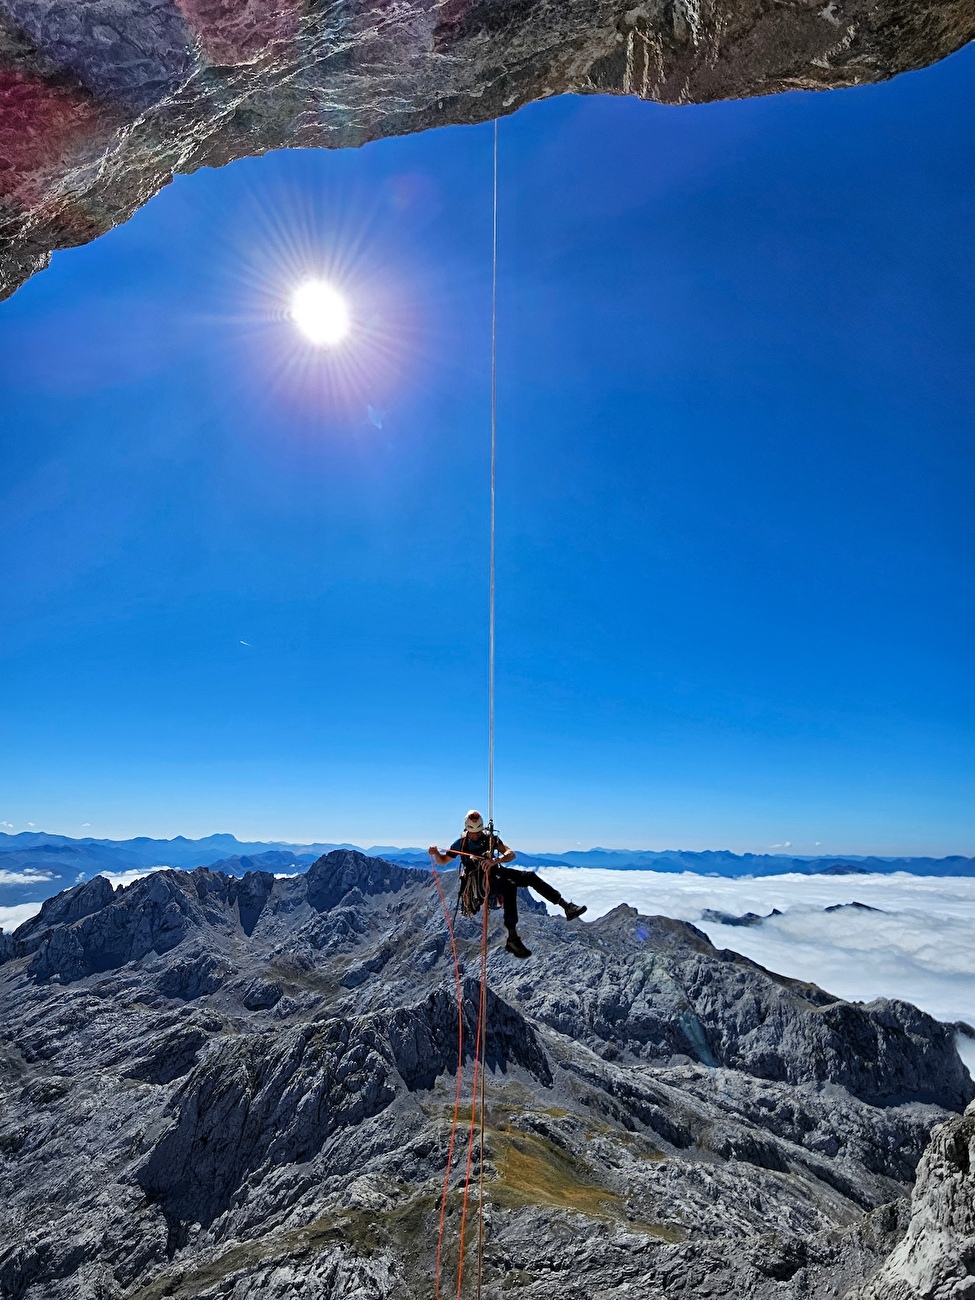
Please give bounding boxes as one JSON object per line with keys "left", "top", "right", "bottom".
{"left": 290, "top": 279, "right": 350, "bottom": 346}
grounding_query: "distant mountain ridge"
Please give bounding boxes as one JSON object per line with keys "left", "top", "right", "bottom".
{"left": 368, "top": 844, "right": 975, "bottom": 879}
{"left": 1, "top": 831, "right": 973, "bottom": 914}
{"left": 0, "top": 831, "right": 351, "bottom": 868}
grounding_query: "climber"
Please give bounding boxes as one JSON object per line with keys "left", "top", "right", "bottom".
{"left": 428, "top": 810, "right": 586, "bottom": 959}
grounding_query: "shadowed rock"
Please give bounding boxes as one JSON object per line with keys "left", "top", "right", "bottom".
{"left": 136, "top": 1017, "right": 400, "bottom": 1231}
{"left": 1, "top": 0, "right": 973, "bottom": 300}
{"left": 305, "top": 849, "right": 421, "bottom": 913}
{"left": 388, "top": 979, "right": 553, "bottom": 1090}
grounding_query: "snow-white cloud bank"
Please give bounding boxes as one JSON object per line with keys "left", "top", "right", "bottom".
{"left": 543, "top": 869, "right": 975, "bottom": 1038}
{"left": 0, "top": 868, "right": 54, "bottom": 885}
{"left": 0, "top": 903, "right": 44, "bottom": 931}
{"left": 96, "top": 866, "right": 171, "bottom": 889}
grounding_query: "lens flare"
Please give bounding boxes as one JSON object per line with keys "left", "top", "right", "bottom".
{"left": 290, "top": 280, "right": 350, "bottom": 346}
{"left": 218, "top": 182, "right": 427, "bottom": 430}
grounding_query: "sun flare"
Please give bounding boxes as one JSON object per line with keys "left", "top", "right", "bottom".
{"left": 290, "top": 279, "right": 350, "bottom": 346}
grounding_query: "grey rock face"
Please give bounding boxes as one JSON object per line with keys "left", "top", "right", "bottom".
{"left": 495, "top": 906, "right": 972, "bottom": 1109}
{"left": 14, "top": 873, "right": 116, "bottom": 938}
{"left": 851, "top": 1100, "right": 975, "bottom": 1300}
{"left": 305, "top": 849, "right": 415, "bottom": 914}
{"left": 0, "top": 849, "right": 972, "bottom": 1299}
{"left": 700, "top": 908, "right": 778, "bottom": 927}
{"left": 1, "top": 0, "right": 974, "bottom": 301}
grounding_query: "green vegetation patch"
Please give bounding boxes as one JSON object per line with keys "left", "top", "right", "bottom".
{"left": 488, "top": 1126, "right": 681, "bottom": 1241}
{"left": 492, "top": 1128, "right": 618, "bottom": 1217}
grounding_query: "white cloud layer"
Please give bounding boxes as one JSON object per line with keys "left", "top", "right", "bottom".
{"left": 0, "top": 903, "right": 43, "bottom": 932}
{"left": 542, "top": 869, "right": 975, "bottom": 1036}
{"left": 0, "top": 868, "right": 54, "bottom": 884}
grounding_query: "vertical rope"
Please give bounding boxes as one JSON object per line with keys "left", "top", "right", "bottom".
{"left": 455, "top": 880, "right": 491, "bottom": 1300}
{"left": 429, "top": 858, "right": 465, "bottom": 1300}
{"left": 451, "top": 115, "right": 501, "bottom": 1300}
{"left": 474, "top": 114, "right": 500, "bottom": 1300}
{"left": 488, "top": 117, "right": 498, "bottom": 829}
{"left": 476, "top": 941, "right": 488, "bottom": 1299}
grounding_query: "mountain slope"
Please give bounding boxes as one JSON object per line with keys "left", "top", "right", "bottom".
{"left": 0, "top": 851, "right": 971, "bottom": 1299}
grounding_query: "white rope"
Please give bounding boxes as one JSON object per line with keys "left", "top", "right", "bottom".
{"left": 488, "top": 119, "right": 498, "bottom": 829}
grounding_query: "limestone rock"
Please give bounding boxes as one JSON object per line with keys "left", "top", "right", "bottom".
{"left": 1, "top": 0, "right": 974, "bottom": 300}
{"left": 851, "top": 1100, "right": 975, "bottom": 1300}
{"left": 0, "top": 848, "right": 972, "bottom": 1299}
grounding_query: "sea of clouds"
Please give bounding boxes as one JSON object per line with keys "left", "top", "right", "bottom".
{"left": 542, "top": 868, "right": 975, "bottom": 1072}
{"left": 3, "top": 863, "right": 973, "bottom": 1075}
{"left": 0, "top": 867, "right": 167, "bottom": 933}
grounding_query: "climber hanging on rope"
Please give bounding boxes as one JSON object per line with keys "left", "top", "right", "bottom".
{"left": 429, "top": 810, "right": 586, "bottom": 959}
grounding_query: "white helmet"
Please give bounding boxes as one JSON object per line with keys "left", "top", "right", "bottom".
{"left": 464, "top": 810, "right": 485, "bottom": 832}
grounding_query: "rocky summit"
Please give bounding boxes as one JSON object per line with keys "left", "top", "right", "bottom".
{"left": 0, "top": 849, "right": 972, "bottom": 1299}
{"left": 2, "top": 0, "right": 975, "bottom": 300}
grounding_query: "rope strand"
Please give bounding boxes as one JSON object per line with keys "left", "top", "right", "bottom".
{"left": 489, "top": 116, "right": 498, "bottom": 830}
{"left": 429, "top": 859, "right": 466, "bottom": 1300}
{"left": 476, "top": 919, "right": 489, "bottom": 1299}
{"left": 475, "top": 115, "right": 500, "bottom": 1300}
{"left": 436, "top": 116, "right": 500, "bottom": 1300}
{"left": 455, "top": 870, "right": 492, "bottom": 1300}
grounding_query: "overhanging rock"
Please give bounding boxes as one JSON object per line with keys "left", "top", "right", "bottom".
{"left": 1, "top": 0, "right": 972, "bottom": 299}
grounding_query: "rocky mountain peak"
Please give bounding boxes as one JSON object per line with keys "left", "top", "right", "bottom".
{"left": 304, "top": 848, "right": 422, "bottom": 914}
{"left": 0, "top": 850, "right": 971, "bottom": 1298}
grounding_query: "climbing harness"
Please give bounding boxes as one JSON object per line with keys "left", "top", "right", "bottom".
{"left": 428, "top": 118, "right": 501, "bottom": 1300}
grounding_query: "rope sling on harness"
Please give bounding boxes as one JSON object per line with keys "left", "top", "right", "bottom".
{"left": 428, "top": 117, "right": 501, "bottom": 1300}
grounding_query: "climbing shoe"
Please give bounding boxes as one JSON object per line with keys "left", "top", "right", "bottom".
{"left": 505, "top": 931, "right": 532, "bottom": 959}
{"left": 562, "top": 901, "right": 587, "bottom": 921}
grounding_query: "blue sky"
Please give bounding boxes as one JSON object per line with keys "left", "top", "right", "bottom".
{"left": 1, "top": 47, "right": 973, "bottom": 855}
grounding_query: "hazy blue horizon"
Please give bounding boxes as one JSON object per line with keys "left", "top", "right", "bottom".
{"left": 2, "top": 826, "right": 973, "bottom": 865}
{"left": 2, "top": 46, "right": 973, "bottom": 857}
{"left": 4, "top": 823, "right": 975, "bottom": 859}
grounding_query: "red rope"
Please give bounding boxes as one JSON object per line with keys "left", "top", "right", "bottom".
{"left": 475, "top": 895, "right": 489, "bottom": 1299}
{"left": 430, "top": 857, "right": 465, "bottom": 1300}
{"left": 475, "top": 830, "right": 497, "bottom": 1297}
{"left": 428, "top": 853, "right": 494, "bottom": 1298}
{"left": 455, "top": 861, "right": 492, "bottom": 1300}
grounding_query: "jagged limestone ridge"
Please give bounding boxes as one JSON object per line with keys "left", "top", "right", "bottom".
{"left": 0, "top": 849, "right": 971, "bottom": 1299}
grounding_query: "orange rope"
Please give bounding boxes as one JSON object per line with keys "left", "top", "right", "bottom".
{"left": 475, "top": 896, "right": 489, "bottom": 1299}
{"left": 430, "top": 857, "right": 465, "bottom": 1300}
{"left": 455, "top": 860, "right": 492, "bottom": 1300}
{"left": 428, "top": 848, "right": 495, "bottom": 1297}
{"left": 434, "top": 117, "right": 501, "bottom": 1299}
{"left": 474, "top": 836, "right": 494, "bottom": 1298}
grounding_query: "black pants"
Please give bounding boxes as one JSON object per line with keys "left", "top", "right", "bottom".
{"left": 491, "top": 867, "right": 562, "bottom": 929}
